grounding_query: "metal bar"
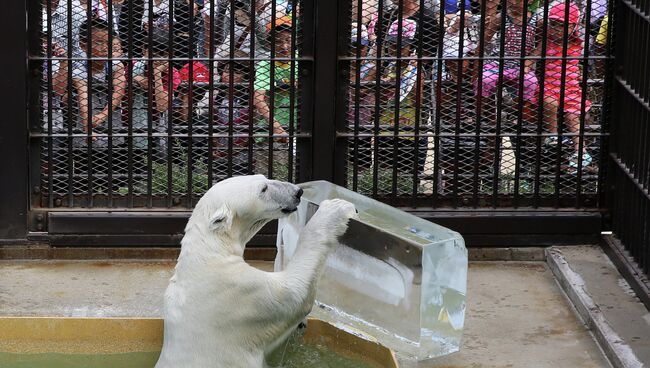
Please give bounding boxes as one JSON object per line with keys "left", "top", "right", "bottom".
{"left": 207, "top": 0, "right": 215, "bottom": 186}
{"left": 451, "top": 0, "right": 469, "bottom": 208}
{"left": 311, "top": 0, "right": 341, "bottom": 182}
{"left": 472, "top": 0, "right": 489, "bottom": 208}
{"left": 492, "top": 0, "right": 509, "bottom": 207}
{"left": 432, "top": 0, "right": 446, "bottom": 206}
{"left": 390, "top": 0, "right": 405, "bottom": 198}
{"left": 534, "top": 0, "right": 551, "bottom": 207}
{"left": 127, "top": 0, "right": 136, "bottom": 208}
{"left": 166, "top": 0, "right": 174, "bottom": 207}
{"left": 513, "top": 0, "right": 531, "bottom": 207}
{"left": 351, "top": 0, "right": 364, "bottom": 191}
{"left": 107, "top": 0, "right": 116, "bottom": 207}
{"left": 85, "top": 0, "right": 94, "bottom": 208}
{"left": 227, "top": 0, "right": 235, "bottom": 179}
{"left": 553, "top": 0, "right": 573, "bottom": 208}
{"left": 575, "top": 0, "right": 594, "bottom": 206}
{"left": 46, "top": 0, "right": 54, "bottom": 209}
{"left": 0, "top": 0, "right": 29, "bottom": 239}
{"left": 247, "top": 0, "right": 256, "bottom": 176}
{"left": 66, "top": 0, "right": 74, "bottom": 207}
{"left": 268, "top": 0, "right": 278, "bottom": 179}
{"left": 186, "top": 0, "right": 195, "bottom": 206}
{"left": 287, "top": 0, "right": 298, "bottom": 182}
{"left": 371, "top": 0, "right": 385, "bottom": 196}
{"left": 333, "top": 0, "right": 351, "bottom": 187}
{"left": 411, "top": 0, "right": 426, "bottom": 205}
{"left": 146, "top": 0, "right": 154, "bottom": 208}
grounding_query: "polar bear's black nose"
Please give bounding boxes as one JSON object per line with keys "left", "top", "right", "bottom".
{"left": 295, "top": 188, "right": 303, "bottom": 199}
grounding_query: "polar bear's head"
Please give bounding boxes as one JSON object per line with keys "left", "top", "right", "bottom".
{"left": 187, "top": 175, "right": 302, "bottom": 253}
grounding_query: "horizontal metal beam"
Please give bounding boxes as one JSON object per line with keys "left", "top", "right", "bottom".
{"left": 43, "top": 209, "right": 602, "bottom": 247}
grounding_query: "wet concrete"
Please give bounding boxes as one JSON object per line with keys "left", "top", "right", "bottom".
{"left": 0, "top": 260, "right": 611, "bottom": 367}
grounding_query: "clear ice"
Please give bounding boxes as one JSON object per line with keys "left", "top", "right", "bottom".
{"left": 275, "top": 181, "right": 468, "bottom": 362}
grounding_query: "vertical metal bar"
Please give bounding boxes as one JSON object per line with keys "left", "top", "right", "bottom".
{"left": 46, "top": 0, "right": 54, "bottom": 208}
{"left": 146, "top": 0, "right": 154, "bottom": 208}
{"left": 553, "top": 0, "right": 573, "bottom": 207}
{"left": 227, "top": 1, "right": 235, "bottom": 179}
{"left": 166, "top": 0, "right": 174, "bottom": 207}
{"left": 287, "top": 0, "right": 298, "bottom": 182}
{"left": 371, "top": 0, "right": 385, "bottom": 196}
{"left": 207, "top": 0, "right": 216, "bottom": 186}
{"left": 351, "top": 0, "right": 364, "bottom": 191}
{"left": 513, "top": 0, "right": 531, "bottom": 207}
{"left": 390, "top": 0, "right": 404, "bottom": 198}
{"left": 598, "top": 0, "right": 615, "bottom": 212}
{"left": 297, "top": 0, "right": 314, "bottom": 183}
{"left": 333, "top": 0, "right": 351, "bottom": 186}
{"left": 432, "top": 0, "right": 445, "bottom": 205}
{"left": 0, "top": 0, "right": 29, "bottom": 238}
{"left": 268, "top": 0, "right": 277, "bottom": 179}
{"left": 534, "top": 0, "right": 550, "bottom": 207}
{"left": 187, "top": 0, "right": 195, "bottom": 206}
{"left": 247, "top": 0, "right": 256, "bottom": 176}
{"left": 66, "top": 0, "right": 74, "bottom": 207}
{"left": 311, "top": 0, "right": 342, "bottom": 182}
{"left": 127, "top": 0, "right": 135, "bottom": 208}
{"left": 491, "top": 0, "right": 508, "bottom": 207}
{"left": 575, "top": 0, "right": 593, "bottom": 206}
{"left": 107, "top": 0, "right": 115, "bottom": 207}
{"left": 452, "top": 0, "right": 468, "bottom": 208}
{"left": 411, "top": 0, "right": 426, "bottom": 205}
{"left": 473, "top": 0, "right": 489, "bottom": 207}
{"left": 86, "top": 0, "right": 94, "bottom": 208}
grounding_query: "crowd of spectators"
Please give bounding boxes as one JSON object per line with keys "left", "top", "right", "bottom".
{"left": 40, "top": 0, "right": 609, "bottom": 182}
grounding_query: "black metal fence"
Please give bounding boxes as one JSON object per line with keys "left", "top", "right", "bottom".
{"left": 31, "top": 0, "right": 612, "bottom": 211}
{"left": 609, "top": 0, "right": 649, "bottom": 275}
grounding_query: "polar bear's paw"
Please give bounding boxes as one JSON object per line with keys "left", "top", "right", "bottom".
{"left": 310, "top": 199, "right": 358, "bottom": 242}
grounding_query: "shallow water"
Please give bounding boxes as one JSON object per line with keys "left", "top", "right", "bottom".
{"left": 0, "top": 343, "right": 374, "bottom": 368}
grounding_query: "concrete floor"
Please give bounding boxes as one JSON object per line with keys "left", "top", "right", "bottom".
{"left": 0, "top": 260, "right": 612, "bottom": 368}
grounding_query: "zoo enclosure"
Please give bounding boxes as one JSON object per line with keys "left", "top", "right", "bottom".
{"left": 0, "top": 0, "right": 647, "bottom": 277}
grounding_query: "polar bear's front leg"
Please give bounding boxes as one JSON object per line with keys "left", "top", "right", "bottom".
{"left": 277, "top": 199, "right": 357, "bottom": 309}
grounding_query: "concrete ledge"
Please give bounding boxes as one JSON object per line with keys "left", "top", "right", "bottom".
{"left": 546, "top": 247, "right": 643, "bottom": 368}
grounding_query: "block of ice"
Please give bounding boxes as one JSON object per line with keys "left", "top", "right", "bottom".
{"left": 275, "top": 181, "right": 468, "bottom": 362}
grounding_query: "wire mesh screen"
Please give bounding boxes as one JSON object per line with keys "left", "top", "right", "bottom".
{"left": 35, "top": 0, "right": 303, "bottom": 208}
{"left": 342, "top": 0, "right": 611, "bottom": 207}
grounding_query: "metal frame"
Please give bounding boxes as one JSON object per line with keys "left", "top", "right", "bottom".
{"left": 0, "top": 0, "right": 30, "bottom": 241}
{"left": 3, "top": 0, "right": 644, "bottom": 253}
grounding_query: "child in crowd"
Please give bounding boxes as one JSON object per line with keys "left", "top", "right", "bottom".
{"left": 542, "top": 2, "right": 592, "bottom": 170}
{"left": 212, "top": 55, "right": 253, "bottom": 175}
{"left": 176, "top": 61, "right": 211, "bottom": 123}
{"left": 377, "top": 18, "right": 427, "bottom": 173}
{"left": 253, "top": 16, "right": 295, "bottom": 143}
{"left": 130, "top": 27, "right": 181, "bottom": 154}
{"left": 348, "top": 22, "right": 376, "bottom": 169}
{"left": 476, "top": 0, "right": 540, "bottom": 107}
{"left": 73, "top": 18, "right": 126, "bottom": 148}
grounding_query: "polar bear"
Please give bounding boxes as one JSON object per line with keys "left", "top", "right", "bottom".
{"left": 154, "top": 175, "right": 356, "bottom": 368}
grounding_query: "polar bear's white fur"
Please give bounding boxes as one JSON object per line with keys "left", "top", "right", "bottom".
{"left": 154, "top": 175, "right": 356, "bottom": 368}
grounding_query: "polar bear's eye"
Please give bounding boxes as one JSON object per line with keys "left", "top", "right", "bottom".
{"left": 261, "top": 184, "right": 268, "bottom": 193}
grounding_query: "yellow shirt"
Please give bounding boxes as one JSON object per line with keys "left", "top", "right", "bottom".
{"left": 596, "top": 15, "right": 608, "bottom": 46}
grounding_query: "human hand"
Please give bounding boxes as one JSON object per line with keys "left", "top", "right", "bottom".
{"left": 52, "top": 43, "right": 66, "bottom": 57}
{"left": 153, "top": 61, "right": 167, "bottom": 75}
{"left": 273, "top": 123, "right": 289, "bottom": 143}
{"left": 92, "top": 112, "right": 108, "bottom": 127}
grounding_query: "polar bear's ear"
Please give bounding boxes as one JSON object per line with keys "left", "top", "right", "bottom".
{"left": 208, "top": 205, "right": 232, "bottom": 232}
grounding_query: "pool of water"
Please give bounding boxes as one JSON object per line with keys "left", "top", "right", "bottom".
{"left": 0, "top": 343, "right": 374, "bottom": 368}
